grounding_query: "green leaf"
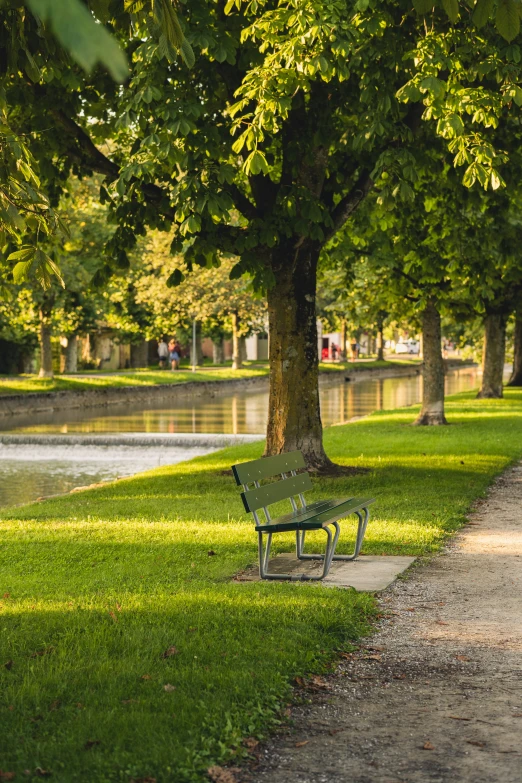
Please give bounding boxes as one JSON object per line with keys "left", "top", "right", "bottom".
{"left": 473, "top": 0, "right": 494, "bottom": 27}
{"left": 12, "top": 259, "right": 34, "bottom": 284}
{"left": 412, "top": 0, "right": 434, "bottom": 14}
{"left": 180, "top": 39, "right": 195, "bottom": 69}
{"left": 27, "top": 0, "right": 128, "bottom": 82}
{"left": 166, "top": 268, "right": 185, "bottom": 287}
{"left": 244, "top": 150, "right": 269, "bottom": 176}
{"left": 7, "top": 246, "right": 36, "bottom": 263}
{"left": 496, "top": 0, "right": 520, "bottom": 42}
{"left": 441, "top": 0, "right": 459, "bottom": 23}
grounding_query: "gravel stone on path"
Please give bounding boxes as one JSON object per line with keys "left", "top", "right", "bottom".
{"left": 240, "top": 464, "right": 522, "bottom": 783}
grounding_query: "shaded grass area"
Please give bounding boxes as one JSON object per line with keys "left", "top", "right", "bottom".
{"left": 0, "top": 359, "right": 420, "bottom": 396}
{"left": 1, "top": 389, "right": 522, "bottom": 781}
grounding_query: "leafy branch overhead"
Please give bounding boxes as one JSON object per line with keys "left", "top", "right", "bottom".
{"left": 412, "top": 0, "right": 522, "bottom": 42}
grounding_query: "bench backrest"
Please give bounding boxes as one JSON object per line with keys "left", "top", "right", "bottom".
{"left": 231, "top": 451, "right": 311, "bottom": 515}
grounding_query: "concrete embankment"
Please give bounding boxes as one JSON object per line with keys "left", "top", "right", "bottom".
{"left": 0, "top": 361, "right": 472, "bottom": 419}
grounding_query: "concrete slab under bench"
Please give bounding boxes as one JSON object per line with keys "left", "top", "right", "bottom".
{"left": 235, "top": 554, "right": 416, "bottom": 591}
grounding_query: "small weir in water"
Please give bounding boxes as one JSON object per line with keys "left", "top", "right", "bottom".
{"left": 0, "top": 366, "right": 480, "bottom": 508}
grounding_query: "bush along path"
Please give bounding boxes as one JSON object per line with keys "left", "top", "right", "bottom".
{"left": 0, "top": 390, "right": 522, "bottom": 782}
{"left": 241, "top": 463, "right": 522, "bottom": 783}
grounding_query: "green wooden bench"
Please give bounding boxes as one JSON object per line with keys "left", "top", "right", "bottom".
{"left": 231, "top": 450, "right": 375, "bottom": 581}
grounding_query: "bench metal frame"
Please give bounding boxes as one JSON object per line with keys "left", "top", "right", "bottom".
{"left": 233, "top": 452, "right": 373, "bottom": 582}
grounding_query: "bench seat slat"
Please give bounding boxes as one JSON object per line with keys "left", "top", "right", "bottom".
{"left": 241, "top": 472, "right": 313, "bottom": 513}
{"left": 254, "top": 496, "right": 375, "bottom": 533}
{"left": 232, "top": 451, "right": 306, "bottom": 485}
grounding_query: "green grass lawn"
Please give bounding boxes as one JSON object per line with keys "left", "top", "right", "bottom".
{"left": 1, "top": 389, "right": 521, "bottom": 782}
{"left": 0, "top": 359, "right": 422, "bottom": 397}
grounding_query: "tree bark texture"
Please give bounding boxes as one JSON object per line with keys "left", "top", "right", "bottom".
{"left": 477, "top": 314, "right": 506, "bottom": 398}
{"left": 340, "top": 319, "right": 347, "bottom": 361}
{"left": 231, "top": 312, "right": 242, "bottom": 370}
{"left": 212, "top": 338, "right": 224, "bottom": 364}
{"left": 64, "top": 335, "right": 78, "bottom": 373}
{"left": 508, "top": 302, "right": 522, "bottom": 386}
{"left": 38, "top": 304, "right": 54, "bottom": 378}
{"left": 131, "top": 340, "right": 148, "bottom": 369}
{"left": 377, "top": 320, "right": 385, "bottom": 361}
{"left": 265, "top": 245, "right": 333, "bottom": 471}
{"left": 189, "top": 323, "right": 204, "bottom": 367}
{"left": 414, "top": 300, "right": 447, "bottom": 425}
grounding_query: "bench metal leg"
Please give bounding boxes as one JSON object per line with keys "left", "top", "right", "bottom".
{"left": 258, "top": 525, "right": 338, "bottom": 581}
{"left": 296, "top": 508, "right": 370, "bottom": 563}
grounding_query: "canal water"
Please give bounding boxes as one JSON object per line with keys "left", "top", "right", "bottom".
{"left": 0, "top": 366, "right": 480, "bottom": 509}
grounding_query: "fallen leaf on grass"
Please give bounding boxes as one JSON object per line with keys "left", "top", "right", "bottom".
{"left": 422, "top": 741, "right": 435, "bottom": 750}
{"left": 466, "top": 740, "right": 485, "bottom": 748}
{"left": 243, "top": 737, "right": 259, "bottom": 750}
{"left": 295, "top": 741, "right": 309, "bottom": 748}
{"left": 207, "top": 765, "right": 239, "bottom": 783}
{"left": 84, "top": 740, "right": 101, "bottom": 750}
{"left": 35, "top": 769, "right": 51, "bottom": 777}
{"left": 189, "top": 627, "right": 198, "bottom": 632}
{"left": 141, "top": 674, "right": 152, "bottom": 680}
{"left": 0, "top": 772, "right": 16, "bottom": 781}
{"left": 109, "top": 611, "right": 118, "bottom": 623}
{"left": 2, "top": 593, "right": 10, "bottom": 599}
{"left": 294, "top": 676, "right": 306, "bottom": 688}
{"left": 163, "top": 684, "right": 176, "bottom": 692}
{"left": 449, "top": 716, "right": 471, "bottom": 721}
{"left": 338, "top": 652, "right": 354, "bottom": 660}
{"left": 456, "top": 655, "right": 471, "bottom": 662}
{"left": 161, "top": 646, "right": 179, "bottom": 658}
{"left": 4, "top": 660, "right": 13, "bottom": 670}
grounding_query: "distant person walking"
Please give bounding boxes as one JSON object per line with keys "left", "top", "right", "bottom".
{"left": 350, "top": 339, "right": 357, "bottom": 362}
{"left": 157, "top": 337, "right": 169, "bottom": 369}
{"left": 169, "top": 339, "right": 181, "bottom": 371}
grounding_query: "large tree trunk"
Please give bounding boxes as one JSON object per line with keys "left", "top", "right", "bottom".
{"left": 508, "top": 302, "right": 522, "bottom": 386}
{"left": 376, "top": 318, "right": 385, "bottom": 361}
{"left": 340, "top": 318, "right": 347, "bottom": 361}
{"left": 189, "top": 322, "right": 203, "bottom": 367}
{"left": 265, "top": 245, "right": 335, "bottom": 472}
{"left": 414, "top": 299, "right": 447, "bottom": 425}
{"left": 131, "top": 340, "right": 148, "bottom": 368}
{"left": 64, "top": 335, "right": 78, "bottom": 373}
{"left": 38, "top": 302, "right": 54, "bottom": 378}
{"left": 212, "top": 337, "right": 224, "bottom": 365}
{"left": 231, "top": 312, "right": 242, "bottom": 370}
{"left": 477, "top": 314, "right": 506, "bottom": 398}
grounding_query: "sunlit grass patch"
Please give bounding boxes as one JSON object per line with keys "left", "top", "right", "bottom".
{"left": 1, "top": 389, "right": 522, "bottom": 780}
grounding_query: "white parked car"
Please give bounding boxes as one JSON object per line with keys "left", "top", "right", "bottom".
{"left": 395, "top": 339, "right": 420, "bottom": 355}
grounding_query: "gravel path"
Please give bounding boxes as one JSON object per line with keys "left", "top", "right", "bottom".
{"left": 241, "top": 463, "right": 522, "bottom": 783}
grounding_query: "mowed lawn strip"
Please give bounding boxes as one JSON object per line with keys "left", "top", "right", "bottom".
{"left": 1, "top": 389, "right": 521, "bottom": 782}
{"left": 0, "top": 358, "right": 420, "bottom": 396}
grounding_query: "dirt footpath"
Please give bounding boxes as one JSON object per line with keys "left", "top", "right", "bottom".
{"left": 243, "top": 464, "right": 522, "bottom": 783}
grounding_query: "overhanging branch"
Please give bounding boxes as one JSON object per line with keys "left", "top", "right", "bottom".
{"left": 325, "top": 170, "right": 374, "bottom": 242}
